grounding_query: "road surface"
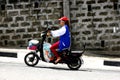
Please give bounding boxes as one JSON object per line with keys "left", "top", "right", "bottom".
{"left": 0, "top": 61, "right": 120, "bottom": 80}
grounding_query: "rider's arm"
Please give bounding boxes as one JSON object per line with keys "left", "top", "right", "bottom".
{"left": 51, "top": 26, "right": 66, "bottom": 37}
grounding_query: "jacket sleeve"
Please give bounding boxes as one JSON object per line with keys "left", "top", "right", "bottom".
{"left": 51, "top": 26, "right": 66, "bottom": 37}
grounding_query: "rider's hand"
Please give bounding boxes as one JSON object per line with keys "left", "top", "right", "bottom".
{"left": 47, "top": 32, "right": 51, "bottom": 36}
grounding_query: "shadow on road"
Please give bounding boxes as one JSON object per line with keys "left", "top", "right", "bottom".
{"left": 32, "top": 65, "right": 91, "bottom": 72}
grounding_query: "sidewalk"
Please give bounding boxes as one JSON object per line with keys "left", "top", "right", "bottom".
{"left": 0, "top": 48, "right": 120, "bottom": 71}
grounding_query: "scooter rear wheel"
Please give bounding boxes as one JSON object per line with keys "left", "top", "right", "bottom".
{"left": 24, "top": 52, "right": 39, "bottom": 67}
{"left": 67, "top": 58, "right": 81, "bottom": 70}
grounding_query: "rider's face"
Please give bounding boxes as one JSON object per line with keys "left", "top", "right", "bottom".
{"left": 59, "top": 20, "right": 65, "bottom": 27}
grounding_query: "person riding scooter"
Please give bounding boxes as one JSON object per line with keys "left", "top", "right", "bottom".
{"left": 47, "top": 16, "right": 71, "bottom": 64}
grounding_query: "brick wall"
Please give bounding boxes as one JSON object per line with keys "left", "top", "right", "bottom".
{"left": 0, "top": 0, "right": 63, "bottom": 47}
{"left": 0, "top": 0, "right": 120, "bottom": 55}
{"left": 70, "top": 0, "right": 120, "bottom": 54}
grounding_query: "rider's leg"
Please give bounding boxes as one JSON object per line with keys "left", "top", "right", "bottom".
{"left": 50, "top": 41, "right": 61, "bottom": 63}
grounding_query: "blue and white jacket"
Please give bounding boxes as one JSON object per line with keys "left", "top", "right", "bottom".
{"left": 51, "top": 25, "right": 71, "bottom": 51}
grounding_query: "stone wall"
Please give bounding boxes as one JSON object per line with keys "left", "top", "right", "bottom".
{"left": 0, "top": 0, "right": 120, "bottom": 55}
{"left": 0, "top": 0, "right": 63, "bottom": 47}
{"left": 70, "top": 0, "right": 120, "bottom": 54}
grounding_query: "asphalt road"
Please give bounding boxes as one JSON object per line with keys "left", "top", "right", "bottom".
{"left": 0, "top": 61, "right": 120, "bottom": 80}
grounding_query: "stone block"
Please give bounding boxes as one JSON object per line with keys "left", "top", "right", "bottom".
{"left": 100, "top": 35, "right": 109, "bottom": 40}
{"left": 38, "top": 15, "right": 47, "bottom": 20}
{"left": 6, "top": 5, "right": 13, "bottom": 10}
{"left": 8, "top": 11, "right": 18, "bottom": 16}
{"left": 20, "top": 0, "right": 29, "bottom": 2}
{"left": 71, "top": 32, "right": 79, "bottom": 35}
{"left": 44, "top": 21, "right": 52, "bottom": 25}
{"left": 11, "top": 23, "right": 19, "bottom": 27}
{"left": 32, "top": 21, "right": 41, "bottom": 26}
{"left": 27, "top": 28, "right": 36, "bottom": 32}
{"left": 6, "top": 29, "right": 15, "bottom": 33}
{"left": 32, "top": 9, "right": 41, "bottom": 14}
{"left": 38, "top": 27, "right": 43, "bottom": 32}
{"left": 76, "top": 1, "right": 84, "bottom": 5}
{"left": 111, "top": 11, "right": 119, "bottom": 15}
{"left": 33, "top": 33, "right": 41, "bottom": 38}
{"left": 22, "top": 34, "right": 32, "bottom": 38}
{"left": 81, "top": 36, "right": 86, "bottom": 40}
{"left": 0, "top": 11, "right": 7, "bottom": 17}
{"left": 92, "top": 6, "right": 101, "bottom": 10}
{"left": 85, "top": 42, "right": 92, "bottom": 47}
{"left": 39, "top": 2, "right": 47, "bottom": 7}
{"left": 112, "top": 35, "right": 120, "bottom": 39}
{"left": 8, "top": 41, "right": 16, "bottom": 46}
{"left": 20, "top": 10, "right": 30, "bottom": 15}
{"left": 0, "top": 41, "right": 3, "bottom": 46}
{"left": 0, "top": 30, "right": 3, "bottom": 33}
{"left": 21, "top": 22, "right": 30, "bottom": 27}
{"left": 76, "top": 13, "right": 85, "bottom": 17}
{"left": 93, "top": 18, "right": 102, "bottom": 22}
{"left": 25, "top": 3, "right": 32, "bottom": 8}
{"left": 1, "top": 35, "right": 10, "bottom": 40}
{"left": 112, "top": 46, "right": 120, "bottom": 51}
{"left": 16, "top": 16, "right": 24, "bottom": 21}
{"left": 14, "top": 4, "right": 24, "bottom": 9}
{"left": 12, "top": 35, "right": 21, "bottom": 39}
{"left": 87, "top": 12, "right": 95, "bottom": 16}
{"left": 53, "top": 8, "right": 62, "bottom": 13}
{"left": 99, "top": 11, "right": 108, "bottom": 16}
{"left": 104, "top": 17, "right": 113, "bottom": 21}
{"left": 86, "top": 0, "right": 96, "bottom": 4}
{"left": 110, "top": 0, "right": 118, "bottom": 2}
{"left": 87, "top": 23, "right": 96, "bottom": 28}
{"left": 48, "top": 2, "right": 57, "bottom": 7}
{"left": 115, "top": 16, "right": 120, "bottom": 20}
{"left": 1, "top": 4, "right": 6, "bottom": 10}
{"left": 98, "top": 0, "right": 108, "bottom": 3}
{"left": 109, "top": 23, "right": 119, "bottom": 27}
{"left": 16, "top": 40, "right": 26, "bottom": 45}
{"left": 82, "top": 30, "right": 91, "bottom": 35}
{"left": 71, "top": 20, "right": 78, "bottom": 23}
{"left": 26, "top": 16, "right": 36, "bottom": 21}
{"left": 103, "top": 5, "right": 113, "bottom": 9}
{"left": 48, "top": 14, "right": 59, "bottom": 20}
{"left": 88, "top": 35, "right": 97, "bottom": 40}
{"left": 70, "top": 8, "right": 78, "bottom": 11}
{"left": 0, "top": 24, "right": 8, "bottom": 28}
{"left": 94, "top": 30, "right": 102, "bottom": 34}
{"left": 0, "top": 17, "right": 2, "bottom": 22}
{"left": 42, "top": 9, "right": 52, "bottom": 13}
{"left": 16, "top": 28, "right": 25, "bottom": 33}
{"left": 98, "top": 23, "right": 108, "bottom": 28}
{"left": 105, "top": 29, "right": 113, "bottom": 33}
{"left": 0, "top": 0, "right": 6, "bottom": 4}
{"left": 82, "top": 18, "right": 91, "bottom": 22}
{"left": 117, "top": 41, "right": 120, "bottom": 44}
{"left": 94, "top": 42, "right": 101, "bottom": 47}
{"left": 9, "top": 0, "right": 18, "bottom": 4}
{"left": 4, "top": 17, "right": 13, "bottom": 22}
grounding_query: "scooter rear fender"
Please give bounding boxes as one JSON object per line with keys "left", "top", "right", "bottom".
{"left": 70, "top": 51, "right": 84, "bottom": 57}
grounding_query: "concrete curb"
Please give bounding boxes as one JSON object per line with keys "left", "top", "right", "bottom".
{"left": 104, "top": 60, "right": 120, "bottom": 66}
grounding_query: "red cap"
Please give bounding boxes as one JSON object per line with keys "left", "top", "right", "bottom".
{"left": 58, "top": 16, "right": 69, "bottom": 21}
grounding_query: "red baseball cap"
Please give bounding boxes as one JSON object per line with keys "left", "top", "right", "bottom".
{"left": 58, "top": 16, "right": 69, "bottom": 21}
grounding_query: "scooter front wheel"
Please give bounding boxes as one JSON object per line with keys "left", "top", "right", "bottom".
{"left": 24, "top": 52, "right": 39, "bottom": 67}
{"left": 67, "top": 58, "right": 82, "bottom": 70}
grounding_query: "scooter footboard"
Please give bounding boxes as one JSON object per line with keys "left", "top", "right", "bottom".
{"left": 71, "top": 51, "right": 84, "bottom": 57}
